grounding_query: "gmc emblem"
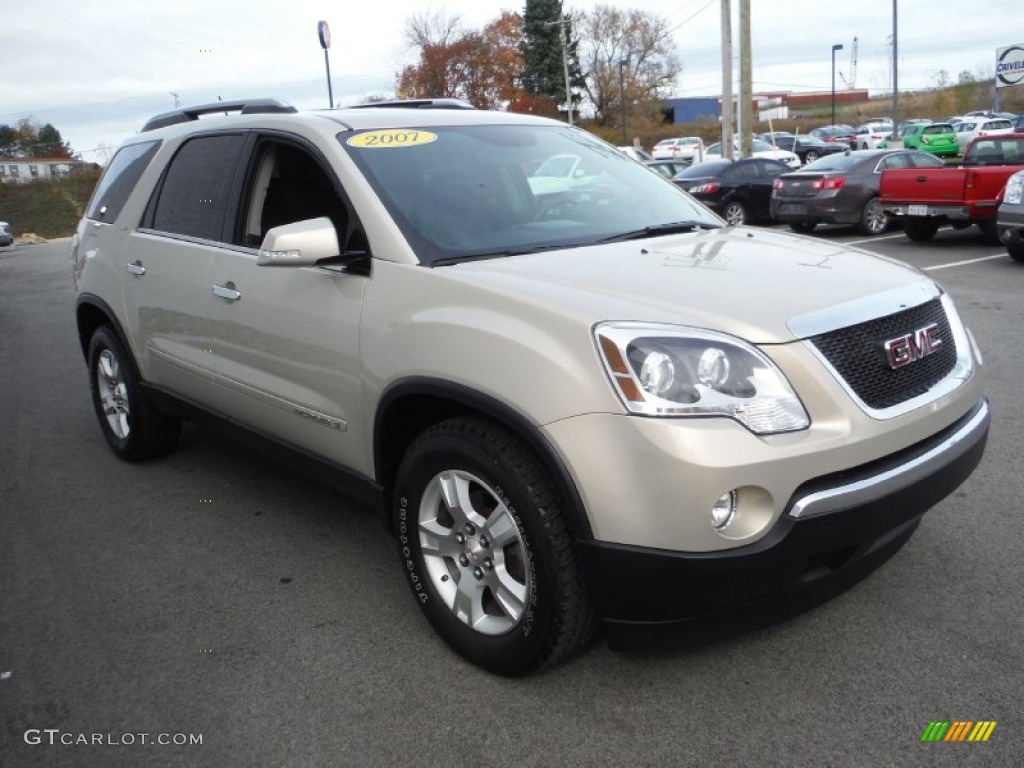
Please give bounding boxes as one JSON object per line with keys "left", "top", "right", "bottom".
{"left": 883, "top": 323, "right": 943, "bottom": 369}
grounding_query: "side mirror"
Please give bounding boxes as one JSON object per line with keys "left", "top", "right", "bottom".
{"left": 257, "top": 217, "right": 340, "bottom": 266}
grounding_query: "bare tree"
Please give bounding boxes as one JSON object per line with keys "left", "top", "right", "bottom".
{"left": 404, "top": 9, "right": 463, "bottom": 50}
{"left": 575, "top": 4, "right": 680, "bottom": 126}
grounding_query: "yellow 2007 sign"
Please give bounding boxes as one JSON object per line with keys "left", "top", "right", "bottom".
{"left": 347, "top": 130, "right": 437, "bottom": 148}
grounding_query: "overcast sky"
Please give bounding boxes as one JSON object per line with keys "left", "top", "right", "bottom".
{"left": 0, "top": 0, "right": 1017, "bottom": 162}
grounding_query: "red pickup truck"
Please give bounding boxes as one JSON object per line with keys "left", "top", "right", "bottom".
{"left": 879, "top": 133, "right": 1024, "bottom": 242}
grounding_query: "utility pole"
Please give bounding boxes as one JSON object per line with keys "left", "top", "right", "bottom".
{"left": 720, "top": 0, "right": 733, "bottom": 159}
{"left": 739, "top": 0, "right": 753, "bottom": 159}
{"left": 891, "top": 1, "right": 899, "bottom": 141}
{"left": 170, "top": 92, "right": 180, "bottom": 108}
{"left": 545, "top": 19, "right": 575, "bottom": 125}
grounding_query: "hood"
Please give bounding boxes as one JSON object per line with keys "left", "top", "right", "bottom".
{"left": 449, "top": 226, "right": 931, "bottom": 344}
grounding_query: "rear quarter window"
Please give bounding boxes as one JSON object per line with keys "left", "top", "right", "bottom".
{"left": 86, "top": 141, "right": 161, "bottom": 222}
{"left": 148, "top": 134, "right": 246, "bottom": 241}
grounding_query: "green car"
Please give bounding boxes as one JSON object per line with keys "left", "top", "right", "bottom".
{"left": 879, "top": 123, "right": 959, "bottom": 157}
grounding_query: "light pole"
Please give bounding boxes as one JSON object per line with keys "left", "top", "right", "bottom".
{"left": 619, "top": 59, "right": 629, "bottom": 145}
{"left": 831, "top": 43, "right": 843, "bottom": 127}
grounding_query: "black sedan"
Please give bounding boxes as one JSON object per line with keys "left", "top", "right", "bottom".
{"left": 770, "top": 149, "right": 945, "bottom": 236}
{"left": 673, "top": 158, "right": 792, "bottom": 225}
{"left": 764, "top": 135, "right": 847, "bottom": 164}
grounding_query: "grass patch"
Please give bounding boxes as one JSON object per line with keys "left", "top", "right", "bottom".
{"left": 0, "top": 169, "right": 101, "bottom": 239}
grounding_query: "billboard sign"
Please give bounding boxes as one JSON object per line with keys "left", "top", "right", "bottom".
{"left": 996, "top": 44, "right": 1024, "bottom": 88}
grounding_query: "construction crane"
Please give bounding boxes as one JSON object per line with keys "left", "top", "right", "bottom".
{"left": 838, "top": 37, "right": 859, "bottom": 89}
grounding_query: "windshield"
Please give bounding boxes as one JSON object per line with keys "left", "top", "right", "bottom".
{"left": 799, "top": 153, "right": 860, "bottom": 172}
{"left": 339, "top": 124, "right": 718, "bottom": 265}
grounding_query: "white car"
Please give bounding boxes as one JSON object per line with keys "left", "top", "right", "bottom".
{"left": 703, "top": 139, "right": 800, "bottom": 168}
{"left": 851, "top": 122, "right": 894, "bottom": 150}
{"left": 652, "top": 136, "right": 704, "bottom": 161}
{"left": 527, "top": 153, "right": 597, "bottom": 195}
{"left": 953, "top": 118, "right": 1015, "bottom": 153}
{"left": 617, "top": 146, "right": 653, "bottom": 162}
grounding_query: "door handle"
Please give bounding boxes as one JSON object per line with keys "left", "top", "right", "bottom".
{"left": 211, "top": 282, "right": 241, "bottom": 302}
{"left": 915, "top": 176, "right": 927, "bottom": 182}
{"left": 126, "top": 260, "right": 146, "bottom": 276}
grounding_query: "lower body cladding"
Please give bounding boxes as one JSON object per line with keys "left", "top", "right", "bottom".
{"left": 996, "top": 206, "right": 1024, "bottom": 258}
{"left": 551, "top": 399, "right": 990, "bottom": 651}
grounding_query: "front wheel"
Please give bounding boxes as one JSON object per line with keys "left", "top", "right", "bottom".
{"left": 857, "top": 197, "right": 888, "bottom": 236}
{"left": 1007, "top": 242, "right": 1024, "bottom": 263}
{"left": 393, "top": 417, "right": 594, "bottom": 675}
{"left": 804, "top": 150, "right": 819, "bottom": 164}
{"left": 87, "top": 326, "right": 181, "bottom": 461}
{"left": 721, "top": 201, "right": 747, "bottom": 225}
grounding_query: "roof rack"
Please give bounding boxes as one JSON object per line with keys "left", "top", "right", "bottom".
{"left": 141, "top": 98, "right": 297, "bottom": 132}
{"left": 347, "top": 98, "right": 476, "bottom": 110}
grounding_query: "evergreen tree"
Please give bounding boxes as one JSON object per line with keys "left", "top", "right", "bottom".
{"left": 521, "top": 0, "right": 584, "bottom": 118}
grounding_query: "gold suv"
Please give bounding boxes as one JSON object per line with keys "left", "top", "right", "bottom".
{"left": 72, "top": 99, "right": 989, "bottom": 675}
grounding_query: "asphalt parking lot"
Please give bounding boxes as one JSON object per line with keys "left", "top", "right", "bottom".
{"left": 2, "top": 229, "right": 1022, "bottom": 768}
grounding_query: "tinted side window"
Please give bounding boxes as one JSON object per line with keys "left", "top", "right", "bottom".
{"left": 151, "top": 134, "right": 245, "bottom": 241}
{"left": 86, "top": 141, "right": 161, "bottom": 222}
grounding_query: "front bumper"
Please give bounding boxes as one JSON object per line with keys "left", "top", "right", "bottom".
{"left": 997, "top": 204, "right": 1024, "bottom": 244}
{"left": 575, "top": 399, "right": 989, "bottom": 651}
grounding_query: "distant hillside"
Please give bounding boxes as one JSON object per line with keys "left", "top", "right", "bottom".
{"left": 0, "top": 169, "right": 101, "bottom": 239}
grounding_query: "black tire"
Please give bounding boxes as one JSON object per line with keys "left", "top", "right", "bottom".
{"left": 1008, "top": 243, "right": 1024, "bottom": 263}
{"left": 903, "top": 217, "right": 939, "bottom": 242}
{"left": 789, "top": 221, "right": 817, "bottom": 234}
{"left": 393, "top": 416, "right": 594, "bottom": 675}
{"left": 804, "top": 150, "right": 819, "bottom": 164}
{"left": 857, "top": 197, "right": 888, "bottom": 236}
{"left": 978, "top": 219, "right": 1001, "bottom": 245}
{"left": 87, "top": 326, "right": 181, "bottom": 461}
{"left": 722, "top": 201, "right": 747, "bottom": 225}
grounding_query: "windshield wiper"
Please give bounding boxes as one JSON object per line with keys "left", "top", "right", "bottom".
{"left": 598, "top": 220, "right": 721, "bottom": 243}
{"left": 432, "top": 244, "right": 557, "bottom": 267}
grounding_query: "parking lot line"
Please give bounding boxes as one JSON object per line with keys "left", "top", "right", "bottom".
{"left": 922, "top": 254, "right": 1007, "bottom": 271}
{"left": 846, "top": 233, "right": 909, "bottom": 246}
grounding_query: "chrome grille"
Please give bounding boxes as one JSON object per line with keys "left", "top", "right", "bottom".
{"left": 810, "top": 298, "right": 957, "bottom": 410}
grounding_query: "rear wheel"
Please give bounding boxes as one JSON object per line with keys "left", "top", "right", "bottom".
{"left": 1007, "top": 242, "right": 1024, "bottom": 263}
{"left": 789, "top": 221, "right": 817, "bottom": 234}
{"left": 903, "top": 217, "right": 939, "bottom": 242}
{"left": 722, "top": 201, "right": 747, "bottom": 225}
{"left": 857, "top": 197, "right": 888, "bottom": 236}
{"left": 393, "top": 417, "right": 594, "bottom": 675}
{"left": 87, "top": 326, "right": 181, "bottom": 461}
{"left": 804, "top": 150, "right": 820, "bottom": 164}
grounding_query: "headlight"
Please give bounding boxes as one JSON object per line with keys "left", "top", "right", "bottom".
{"left": 1004, "top": 171, "right": 1024, "bottom": 205}
{"left": 595, "top": 322, "right": 810, "bottom": 434}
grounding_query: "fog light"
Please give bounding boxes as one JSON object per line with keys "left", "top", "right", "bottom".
{"left": 711, "top": 491, "right": 738, "bottom": 531}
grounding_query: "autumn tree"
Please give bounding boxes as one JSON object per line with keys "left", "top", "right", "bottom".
{"left": 398, "top": 11, "right": 527, "bottom": 110}
{"left": 0, "top": 119, "right": 74, "bottom": 158}
{"left": 521, "top": 0, "right": 584, "bottom": 119}
{"left": 575, "top": 4, "right": 680, "bottom": 127}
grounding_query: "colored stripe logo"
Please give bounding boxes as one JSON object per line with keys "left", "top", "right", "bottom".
{"left": 921, "top": 721, "right": 997, "bottom": 742}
